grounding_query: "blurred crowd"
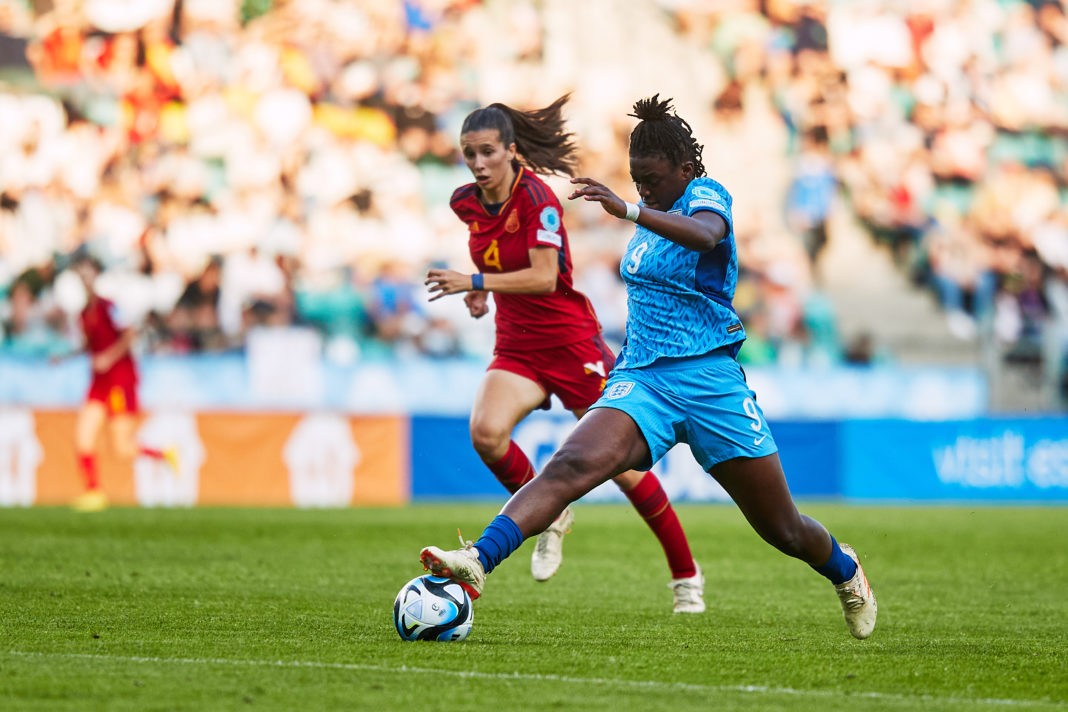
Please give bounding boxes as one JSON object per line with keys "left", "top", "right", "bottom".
{"left": 0, "top": 0, "right": 1065, "bottom": 397}
{"left": 674, "top": 0, "right": 1068, "bottom": 386}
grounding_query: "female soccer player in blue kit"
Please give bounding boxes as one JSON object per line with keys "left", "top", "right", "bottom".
{"left": 420, "top": 95, "right": 877, "bottom": 639}
{"left": 426, "top": 96, "right": 705, "bottom": 613}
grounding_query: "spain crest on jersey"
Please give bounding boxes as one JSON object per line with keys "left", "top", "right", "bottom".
{"left": 505, "top": 209, "right": 520, "bottom": 233}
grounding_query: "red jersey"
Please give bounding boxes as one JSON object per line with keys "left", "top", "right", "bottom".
{"left": 450, "top": 167, "right": 601, "bottom": 351}
{"left": 80, "top": 296, "right": 137, "bottom": 386}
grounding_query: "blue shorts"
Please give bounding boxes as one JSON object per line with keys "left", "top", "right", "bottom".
{"left": 589, "top": 348, "right": 778, "bottom": 472}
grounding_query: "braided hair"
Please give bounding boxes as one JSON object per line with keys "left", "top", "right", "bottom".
{"left": 460, "top": 94, "right": 579, "bottom": 177}
{"left": 628, "top": 95, "right": 706, "bottom": 178}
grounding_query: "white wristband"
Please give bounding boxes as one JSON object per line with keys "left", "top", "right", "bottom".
{"left": 624, "top": 201, "right": 640, "bottom": 222}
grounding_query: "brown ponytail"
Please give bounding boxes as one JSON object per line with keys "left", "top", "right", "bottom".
{"left": 460, "top": 94, "right": 579, "bottom": 177}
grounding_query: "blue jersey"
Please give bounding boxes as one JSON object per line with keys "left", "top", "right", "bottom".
{"left": 617, "top": 177, "right": 745, "bottom": 368}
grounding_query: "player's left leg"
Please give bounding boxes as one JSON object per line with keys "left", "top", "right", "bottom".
{"left": 710, "top": 454, "right": 877, "bottom": 639}
{"left": 612, "top": 468, "right": 703, "bottom": 613}
{"left": 109, "top": 414, "right": 172, "bottom": 464}
{"left": 107, "top": 388, "right": 177, "bottom": 472}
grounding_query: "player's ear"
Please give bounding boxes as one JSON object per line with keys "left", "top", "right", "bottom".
{"left": 506, "top": 142, "right": 517, "bottom": 160}
{"left": 679, "top": 160, "right": 695, "bottom": 181}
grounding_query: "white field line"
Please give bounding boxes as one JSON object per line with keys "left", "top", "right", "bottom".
{"left": 4, "top": 650, "right": 1063, "bottom": 709}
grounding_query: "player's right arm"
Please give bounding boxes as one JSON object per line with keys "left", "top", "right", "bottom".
{"left": 425, "top": 247, "right": 558, "bottom": 301}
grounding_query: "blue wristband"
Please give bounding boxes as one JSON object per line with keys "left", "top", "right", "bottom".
{"left": 471, "top": 273, "right": 484, "bottom": 290}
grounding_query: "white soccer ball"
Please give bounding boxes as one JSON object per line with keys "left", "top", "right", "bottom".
{"left": 393, "top": 575, "right": 473, "bottom": 642}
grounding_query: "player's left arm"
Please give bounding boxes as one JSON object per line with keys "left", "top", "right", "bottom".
{"left": 631, "top": 208, "right": 725, "bottom": 251}
{"left": 426, "top": 248, "right": 558, "bottom": 301}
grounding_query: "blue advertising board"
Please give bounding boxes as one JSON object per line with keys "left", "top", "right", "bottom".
{"left": 841, "top": 418, "right": 1068, "bottom": 502}
{"left": 410, "top": 413, "right": 840, "bottom": 502}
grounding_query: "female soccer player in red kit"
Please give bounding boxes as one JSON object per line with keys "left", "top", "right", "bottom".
{"left": 67, "top": 255, "right": 175, "bottom": 512}
{"left": 425, "top": 95, "right": 704, "bottom": 612}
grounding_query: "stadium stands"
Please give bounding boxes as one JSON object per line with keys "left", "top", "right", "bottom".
{"left": 0, "top": 0, "right": 1065, "bottom": 411}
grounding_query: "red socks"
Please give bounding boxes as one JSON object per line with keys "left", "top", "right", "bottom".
{"left": 624, "top": 471, "right": 697, "bottom": 579}
{"left": 486, "top": 441, "right": 536, "bottom": 494}
{"left": 77, "top": 453, "right": 99, "bottom": 491}
{"left": 78, "top": 447, "right": 166, "bottom": 492}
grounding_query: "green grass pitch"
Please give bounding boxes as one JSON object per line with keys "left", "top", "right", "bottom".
{"left": 1, "top": 503, "right": 1065, "bottom": 711}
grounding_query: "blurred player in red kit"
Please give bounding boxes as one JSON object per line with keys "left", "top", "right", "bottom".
{"left": 66, "top": 255, "right": 175, "bottom": 512}
{"left": 424, "top": 95, "right": 704, "bottom": 612}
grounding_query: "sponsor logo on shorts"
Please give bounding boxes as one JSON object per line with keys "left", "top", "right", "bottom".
{"left": 604, "top": 382, "right": 634, "bottom": 399}
{"left": 753, "top": 433, "right": 768, "bottom": 446}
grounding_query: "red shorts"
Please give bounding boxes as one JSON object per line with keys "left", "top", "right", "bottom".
{"left": 489, "top": 334, "right": 616, "bottom": 411}
{"left": 87, "top": 375, "right": 139, "bottom": 416}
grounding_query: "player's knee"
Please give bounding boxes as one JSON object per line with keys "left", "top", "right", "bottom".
{"left": 113, "top": 441, "right": 137, "bottom": 461}
{"left": 469, "top": 422, "right": 509, "bottom": 460}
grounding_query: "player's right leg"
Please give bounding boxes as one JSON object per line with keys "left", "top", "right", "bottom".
{"left": 422, "top": 407, "right": 648, "bottom": 595}
{"left": 469, "top": 368, "right": 578, "bottom": 581}
{"left": 469, "top": 369, "right": 545, "bottom": 493}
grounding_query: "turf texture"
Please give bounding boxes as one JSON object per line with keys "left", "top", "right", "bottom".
{"left": 0, "top": 503, "right": 1065, "bottom": 711}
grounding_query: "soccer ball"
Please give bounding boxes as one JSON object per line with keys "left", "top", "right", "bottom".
{"left": 393, "top": 575, "right": 473, "bottom": 642}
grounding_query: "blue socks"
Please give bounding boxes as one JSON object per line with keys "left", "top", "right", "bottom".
{"left": 474, "top": 514, "right": 524, "bottom": 573}
{"left": 811, "top": 535, "right": 858, "bottom": 585}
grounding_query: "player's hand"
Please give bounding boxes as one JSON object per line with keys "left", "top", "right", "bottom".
{"left": 426, "top": 268, "right": 475, "bottom": 302}
{"left": 568, "top": 177, "right": 627, "bottom": 219}
{"left": 463, "top": 290, "right": 489, "bottom": 318}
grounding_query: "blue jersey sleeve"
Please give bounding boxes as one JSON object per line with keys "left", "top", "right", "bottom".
{"left": 683, "top": 178, "right": 732, "bottom": 228}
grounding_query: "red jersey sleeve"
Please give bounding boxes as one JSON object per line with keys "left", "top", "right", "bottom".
{"left": 518, "top": 179, "right": 565, "bottom": 253}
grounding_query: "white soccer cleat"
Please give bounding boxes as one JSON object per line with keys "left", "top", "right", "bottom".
{"left": 834, "top": 543, "right": 877, "bottom": 639}
{"left": 669, "top": 562, "right": 706, "bottom": 614}
{"left": 420, "top": 543, "right": 485, "bottom": 600}
{"left": 530, "top": 506, "right": 574, "bottom": 581}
